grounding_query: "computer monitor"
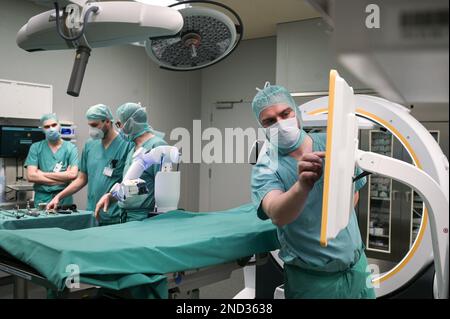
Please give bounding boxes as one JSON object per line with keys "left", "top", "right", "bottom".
{"left": 0, "top": 126, "right": 45, "bottom": 158}
{"left": 320, "top": 70, "right": 359, "bottom": 247}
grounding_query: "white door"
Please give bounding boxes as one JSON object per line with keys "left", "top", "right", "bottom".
{"left": 208, "top": 102, "right": 258, "bottom": 211}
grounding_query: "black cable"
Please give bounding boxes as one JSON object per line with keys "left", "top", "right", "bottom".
{"left": 54, "top": 2, "right": 99, "bottom": 42}
{"left": 15, "top": 157, "right": 19, "bottom": 182}
{"left": 353, "top": 171, "right": 372, "bottom": 183}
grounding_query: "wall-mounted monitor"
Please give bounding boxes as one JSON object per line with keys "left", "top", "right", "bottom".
{"left": 0, "top": 125, "right": 45, "bottom": 158}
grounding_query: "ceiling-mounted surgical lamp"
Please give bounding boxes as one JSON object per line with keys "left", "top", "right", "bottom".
{"left": 146, "top": 0, "right": 243, "bottom": 71}
{"left": 16, "top": 0, "right": 243, "bottom": 97}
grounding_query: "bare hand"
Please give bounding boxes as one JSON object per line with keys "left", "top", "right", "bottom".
{"left": 46, "top": 196, "right": 60, "bottom": 210}
{"left": 297, "top": 151, "right": 325, "bottom": 190}
{"left": 94, "top": 193, "right": 111, "bottom": 221}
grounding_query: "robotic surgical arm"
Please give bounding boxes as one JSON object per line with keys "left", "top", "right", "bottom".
{"left": 123, "top": 145, "right": 180, "bottom": 181}
{"left": 110, "top": 145, "right": 181, "bottom": 213}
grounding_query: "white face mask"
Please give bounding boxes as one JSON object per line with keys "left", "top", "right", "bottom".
{"left": 267, "top": 117, "right": 301, "bottom": 152}
{"left": 89, "top": 125, "right": 105, "bottom": 140}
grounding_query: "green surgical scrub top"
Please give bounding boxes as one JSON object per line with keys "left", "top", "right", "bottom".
{"left": 119, "top": 135, "right": 167, "bottom": 222}
{"left": 251, "top": 133, "right": 367, "bottom": 272}
{"left": 25, "top": 140, "right": 78, "bottom": 206}
{"left": 80, "top": 135, "right": 132, "bottom": 225}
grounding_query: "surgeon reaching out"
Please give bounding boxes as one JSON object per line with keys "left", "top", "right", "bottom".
{"left": 251, "top": 82, "right": 375, "bottom": 299}
{"left": 47, "top": 104, "right": 132, "bottom": 225}
{"left": 95, "top": 103, "right": 168, "bottom": 222}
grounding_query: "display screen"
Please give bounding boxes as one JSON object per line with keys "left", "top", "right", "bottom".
{"left": 0, "top": 126, "right": 45, "bottom": 158}
{"left": 60, "top": 127, "right": 73, "bottom": 135}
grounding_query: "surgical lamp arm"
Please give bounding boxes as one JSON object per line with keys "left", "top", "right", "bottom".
{"left": 53, "top": 2, "right": 99, "bottom": 96}
{"left": 356, "top": 150, "right": 449, "bottom": 299}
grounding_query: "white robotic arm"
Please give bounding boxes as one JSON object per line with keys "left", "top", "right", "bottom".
{"left": 123, "top": 145, "right": 180, "bottom": 181}
{"left": 110, "top": 145, "right": 181, "bottom": 209}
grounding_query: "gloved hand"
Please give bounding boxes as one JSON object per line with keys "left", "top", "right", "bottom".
{"left": 110, "top": 182, "right": 125, "bottom": 202}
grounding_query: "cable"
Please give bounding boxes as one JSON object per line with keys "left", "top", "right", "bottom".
{"left": 353, "top": 171, "right": 372, "bottom": 183}
{"left": 54, "top": 2, "right": 99, "bottom": 42}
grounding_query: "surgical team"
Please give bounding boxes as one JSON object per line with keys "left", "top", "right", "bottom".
{"left": 25, "top": 84, "right": 374, "bottom": 299}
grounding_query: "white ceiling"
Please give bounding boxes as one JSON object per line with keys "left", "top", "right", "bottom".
{"left": 212, "top": 0, "right": 321, "bottom": 39}
{"left": 28, "top": 0, "right": 321, "bottom": 39}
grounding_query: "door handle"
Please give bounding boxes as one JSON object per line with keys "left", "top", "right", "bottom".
{"left": 392, "top": 190, "right": 399, "bottom": 201}
{"left": 404, "top": 191, "right": 412, "bottom": 202}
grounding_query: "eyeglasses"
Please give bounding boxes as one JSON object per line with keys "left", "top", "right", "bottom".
{"left": 43, "top": 123, "right": 58, "bottom": 130}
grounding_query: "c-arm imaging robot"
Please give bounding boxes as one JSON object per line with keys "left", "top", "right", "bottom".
{"left": 250, "top": 70, "right": 448, "bottom": 299}
{"left": 317, "top": 70, "right": 448, "bottom": 299}
{"left": 110, "top": 145, "right": 182, "bottom": 213}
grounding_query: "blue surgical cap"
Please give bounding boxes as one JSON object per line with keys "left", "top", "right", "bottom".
{"left": 117, "top": 102, "right": 165, "bottom": 140}
{"left": 117, "top": 103, "right": 147, "bottom": 124}
{"left": 117, "top": 102, "right": 152, "bottom": 139}
{"left": 40, "top": 113, "right": 59, "bottom": 126}
{"left": 251, "top": 82, "right": 298, "bottom": 124}
{"left": 85, "top": 104, "right": 114, "bottom": 121}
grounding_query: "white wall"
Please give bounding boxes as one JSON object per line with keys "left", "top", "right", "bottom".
{"left": 199, "top": 37, "right": 277, "bottom": 211}
{"left": 276, "top": 18, "right": 369, "bottom": 92}
{"left": 0, "top": 0, "right": 200, "bottom": 211}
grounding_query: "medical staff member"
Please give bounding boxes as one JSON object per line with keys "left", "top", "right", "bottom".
{"left": 250, "top": 83, "right": 375, "bottom": 299}
{"left": 47, "top": 104, "right": 132, "bottom": 225}
{"left": 95, "top": 102, "right": 168, "bottom": 222}
{"left": 25, "top": 113, "right": 78, "bottom": 206}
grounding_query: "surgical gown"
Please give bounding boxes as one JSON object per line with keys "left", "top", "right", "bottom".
{"left": 251, "top": 133, "right": 375, "bottom": 298}
{"left": 80, "top": 135, "right": 132, "bottom": 225}
{"left": 119, "top": 135, "right": 167, "bottom": 222}
{"left": 25, "top": 140, "right": 78, "bottom": 207}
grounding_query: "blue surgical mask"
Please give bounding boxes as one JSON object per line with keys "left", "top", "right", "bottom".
{"left": 119, "top": 129, "right": 133, "bottom": 142}
{"left": 45, "top": 127, "right": 61, "bottom": 143}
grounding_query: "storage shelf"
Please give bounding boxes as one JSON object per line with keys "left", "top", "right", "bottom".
{"left": 413, "top": 210, "right": 423, "bottom": 216}
{"left": 370, "top": 197, "right": 391, "bottom": 201}
{"left": 368, "top": 244, "right": 389, "bottom": 251}
{"left": 369, "top": 234, "right": 390, "bottom": 238}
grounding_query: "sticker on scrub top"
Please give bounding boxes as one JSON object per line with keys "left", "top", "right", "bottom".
{"left": 103, "top": 167, "right": 114, "bottom": 177}
{"left": 53, "top": 162, "right": 63, "bottom": 173}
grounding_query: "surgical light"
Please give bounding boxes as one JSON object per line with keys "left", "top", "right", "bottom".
{"left": 16, "top": 0, "right": 243, "bottom": 96}
{"left": 146, "top": 1, "right": 243, "bottom": 71}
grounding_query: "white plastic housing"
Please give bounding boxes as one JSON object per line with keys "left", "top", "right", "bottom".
{"left": 17, "top": 2, "right": 183, "bottom": 51}
{"left": 155, "top": 171, "right": 180, "bottom": 213}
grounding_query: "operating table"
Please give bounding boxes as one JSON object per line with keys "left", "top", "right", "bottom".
{"left": 0, "top": 204, "right": 279, "bottom": 299}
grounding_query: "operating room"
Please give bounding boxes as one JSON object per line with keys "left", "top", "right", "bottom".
{"left": 0, "top": 0, "right": 448, "bottom": 301}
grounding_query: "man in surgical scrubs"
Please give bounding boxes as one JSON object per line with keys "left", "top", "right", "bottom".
{"left": 94, "top": 103, "right": 167, "bottom": 222}
{"left": 250, "top": 83, "right": 375, "bottom": 299}
{"left": 25, "top": 113, "right": 78, "bottom": 207}
{"left": 47, "top": 104, "right": 132, "bottom": 225}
